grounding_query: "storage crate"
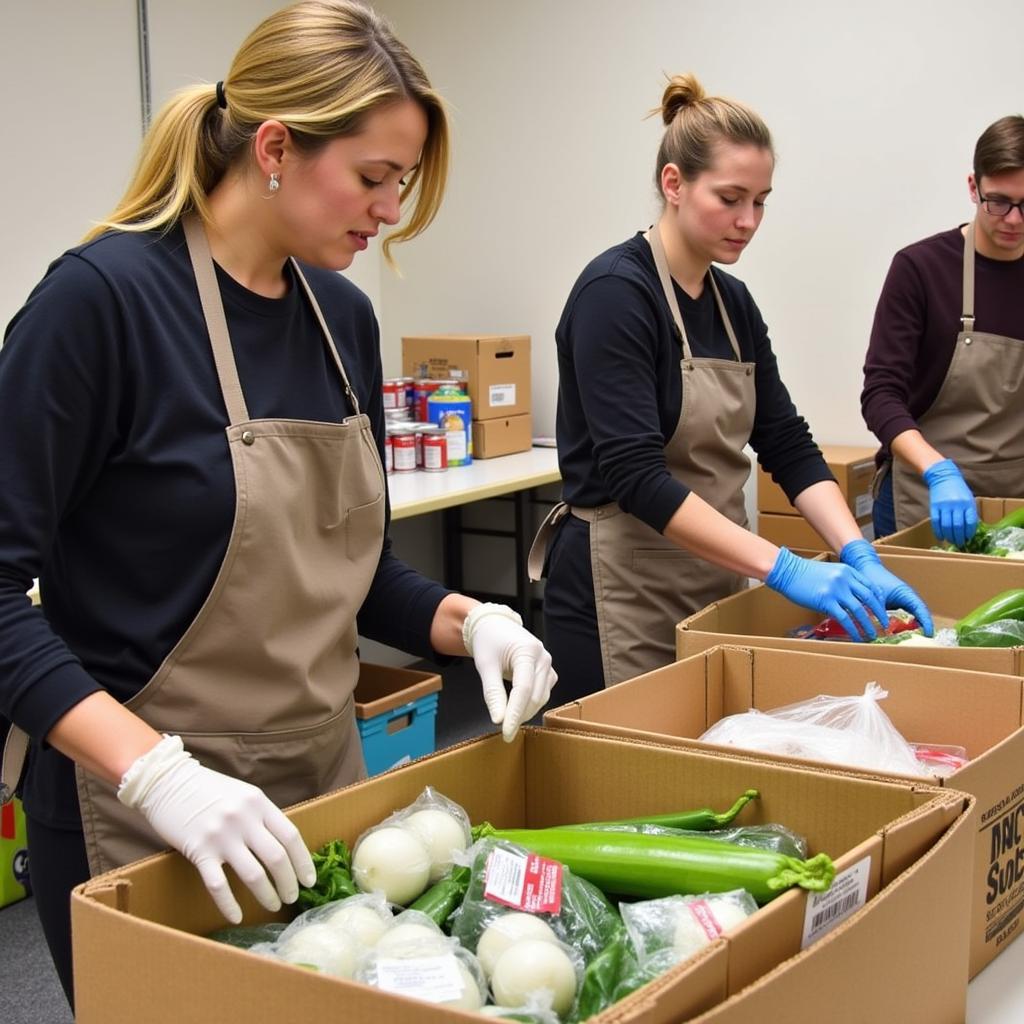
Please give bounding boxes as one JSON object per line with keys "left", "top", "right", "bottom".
{"left": 354, "top": 663, "right": 442, "bottom": 775}
{"left": 1, "top": 796, "right": 30, "bottom": 908}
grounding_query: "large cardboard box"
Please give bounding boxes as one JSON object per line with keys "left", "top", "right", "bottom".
{"left": 756, "top": 512, "right": 872, "bottom": 552}
{"left": 402, "top": 334, "right": 531, "bottom": 421}
{"left": 71, "top": 729, "right": 974, "bottom": 1024}
{"left": 471, "top": 413, "right": 533, "bottom": 459}
{"left": 677, "top": 551, "right": 1024, "bottom": 674}
{"left": 757, "top": 444, "right": 877, "bottom": 519}
{"left": 876, "top": 496, "right": 1024, "bottom": 559}
{"left": 545, "top": 644, "right": 1023, "bottom": 977}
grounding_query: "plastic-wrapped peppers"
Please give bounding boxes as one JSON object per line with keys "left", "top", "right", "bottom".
{"left": 473, "top": 824, "right": 833, "bottom": 905}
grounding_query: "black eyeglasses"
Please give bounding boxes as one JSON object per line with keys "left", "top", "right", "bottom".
{"left": 978, "top": 190, "right": 1024, "bottom": 218}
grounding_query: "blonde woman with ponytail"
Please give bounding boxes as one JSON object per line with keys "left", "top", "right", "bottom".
{"left": 532, "top": 73, "right": 932, "bottom": 700}
{"left": 0, "top": 2, "right": 554, "bottom": 1006}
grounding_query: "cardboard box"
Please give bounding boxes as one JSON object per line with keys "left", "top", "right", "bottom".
{"left": 756, "top": 512, "right": 873, "bottom": 552}
{"left": 72, "top": 729, "right": 974, "bottom": 1024}
{"left": 678, "top": 551, "right": 1024, "bottom": 674}
{"left": 758, "top": 444, "right": 877, "bottom": 520}
{"left": 402, "top": 334, "right": 531, "bottom": 421}
{"left": 354, "top": 663, "right": 442, "bottom": 776}
{"left": 876, "top": 496, "right": 1024, "bottom": 558}
{"left": 0, "top": 796, "right": 30, "bottom": 908}
{"left": 545, "top": 644, "right": 1024, "bottom": 977}
{"left": 471, "top": 414, "right": 533, "bottom": 459}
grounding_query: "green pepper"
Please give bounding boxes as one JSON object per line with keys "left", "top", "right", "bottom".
{"left": 561, "top": 789, "right": 759, "bottom": 832}
{"left": 474, "top": 824, "right": 833, "bottom": 905}
{"left": 955, "top": 589, "right": 1024, "bottom": 634}
{"left": 407, "top": 865, "right": 470, "bottom": 929}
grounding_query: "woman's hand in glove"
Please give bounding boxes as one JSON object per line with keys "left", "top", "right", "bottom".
{"left": 922, "top": 459, "right": 977, "bottom": 547}
{"left": 463, "top": 603, "right": 558, "bottom": 742}
{"left": 840, "top": 539, "right": 935, "bottom": 636}
{"left": 117, "top": 735, "right": 316, "bottom": 923}
{"left": 766, "top": 546, "right": 887, "bottom": 641}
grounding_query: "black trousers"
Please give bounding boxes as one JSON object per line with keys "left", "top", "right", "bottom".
{"left": 541, "top": 515, "right": 607, "bottom": 703}
{"left": 25, "top": 815, "right": 90, "bottom": 1010}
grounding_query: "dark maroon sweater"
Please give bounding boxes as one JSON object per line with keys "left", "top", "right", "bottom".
{"left": 861, "top": 225, "right": 1024, "bottom": 464}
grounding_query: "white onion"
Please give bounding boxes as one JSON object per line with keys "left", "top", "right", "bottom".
{"left": 402, "top": 808, "right": 469, "bottom": 882}
{"left": 476, "top": 913, "right": 560, "bottom": 979}
{"left": 490, "top": 938, "right": 577, "bottom": 1016}
{"left": 322, "top": 901, "right": 391, "bottom": 948}
{"left": 672, "top": 898, "right": 751, "bottom": 958}
{"left": 276, "top": 922, "right": 358, "bottom": 978}
{"left": 375, "top": 921, "right": 449, "bottom": 958}
{"left": 352, "top": 826, "right": 432, "bottom": 905}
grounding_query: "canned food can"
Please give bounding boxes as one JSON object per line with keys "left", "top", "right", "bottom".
{"left": 390, "top": 427, "right": 417, "bottom": 472}
{"left": 421, "top": 425, "right": 448, "bottom": 471}
{"left": 415, "top": 378, "right": 465, "bottom": 422}
{"left": 384, "top": 430, "right": 394, "bottom": 474}
{"left": 399, "top": 377, "right": 416, "bottom": 411}
{"left": 426, "top": 385, "right": 472, "bottom": 466}
{"left": 382, "top": 378, "right": 403, "bottom": 410}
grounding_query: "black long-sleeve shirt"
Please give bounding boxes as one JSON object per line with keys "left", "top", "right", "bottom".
{"left": 0, "top": 223, "right": 448, "bottom": 825}
{"left": 555, "top": 232, "right": 831, "bottom": 531}
{"left": 861, "top": 226, "right": 1024, "bottom": 465}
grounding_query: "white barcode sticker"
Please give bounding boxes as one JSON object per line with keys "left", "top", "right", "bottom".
{"left": 855, "top": 493, "right": 874, "bottom": 518}
{"left": 801, "top": 856, "right": 870, "bottom": 948}
{"left": 489, "top": 383, "right": 516, "bottom": 407}
{"left": 376, "top": 954, "right": 466, "bottom": 1002}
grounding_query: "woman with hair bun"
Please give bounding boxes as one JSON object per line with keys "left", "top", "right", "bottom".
{"left": 861, "top": 114, "right": 1024, "bottom": 546}
{"left": 531, "top": 73, "right": 932, "bottom": 700}
{"left": 0, "top": 0, "right": 555, "bottom": 1005}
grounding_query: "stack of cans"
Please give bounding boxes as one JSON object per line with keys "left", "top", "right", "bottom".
{"left": 381, "top": 377, "right": 470, "bottom": 475}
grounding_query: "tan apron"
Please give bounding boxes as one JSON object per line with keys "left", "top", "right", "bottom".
{"left": 2, "top": 213, "right": 385, "bottom": 876}
{"left": 888, "top": 222, "right": 1024, "bottom": 529}
{"left": 530, "top": 227, "right": 754, "bottom": 686}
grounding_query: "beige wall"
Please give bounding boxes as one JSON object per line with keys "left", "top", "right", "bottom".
{"left": 374, "top": 0, "right": 1019, "bottom": 447}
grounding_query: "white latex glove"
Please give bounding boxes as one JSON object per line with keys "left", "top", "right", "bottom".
{"left": 462, "top": 603, "right": 558, "bottom": 742}
{"left": 117, "top": 735, "right": 316, "bottom": 923}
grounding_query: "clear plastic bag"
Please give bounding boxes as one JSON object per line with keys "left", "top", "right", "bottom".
{"left": 958, "top": 619, "right": 1024, "bottom": 648}
{"left": 351, "top": 786, "right": 473, "bottom": 905}
{"left": 698, "top": 682, "right": 925, "bottom": 776}
{"left": 620, "top": 890, "right": 757, "bottom": 975}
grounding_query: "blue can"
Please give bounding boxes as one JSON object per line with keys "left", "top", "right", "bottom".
{"left": 427, "top": 385, "right": 473, "bottom": 466}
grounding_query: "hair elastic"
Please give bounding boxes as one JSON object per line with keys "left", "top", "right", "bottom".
{"left": 215, "top": 81, "right": 228, "bottom": 110}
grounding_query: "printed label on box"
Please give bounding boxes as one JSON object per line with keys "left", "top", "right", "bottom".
{"left": 484, "top": 847, "right": 562, "bottom": 914}
{"left": 802, "top": 856, "right": 870, "bottom": 948}
{"left": 488, "top": 383, "right": 516, "bottom": 407}
{"left": 376, "top": 954, "right": 467, "bottom": 1002}
{"left": 981, "top": 782, "right": 1024, "bottom": 950}
{"left": 855, "top": 493, "right": 874, "bottom": 518}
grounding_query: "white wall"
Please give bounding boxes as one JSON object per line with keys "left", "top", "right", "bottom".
{"left": 374, "top": 0, "right": 1020, "bottom": 447}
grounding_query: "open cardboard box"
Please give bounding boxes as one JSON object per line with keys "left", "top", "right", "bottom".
{"left": 72, "top": 729, "right": 973, "bottom": 1024}
{"left": 677, "top": 551, "right": 1024, "bottom": 674}
{"left": 546, "top": 644, "right": 1024, "bottom": 978}
{"left": 876, "top": 497, "right": 1024, "bottom": 561}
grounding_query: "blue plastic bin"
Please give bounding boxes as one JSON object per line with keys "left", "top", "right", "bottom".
{"left": 354, "top": 663, "right": 443, "bottom": 776}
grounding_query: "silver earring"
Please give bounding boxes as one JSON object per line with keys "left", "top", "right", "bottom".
{"left": 268, "top": 173, "right": 280, "bottom": 192}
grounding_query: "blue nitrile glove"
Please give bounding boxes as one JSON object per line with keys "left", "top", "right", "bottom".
{"left": 766, "top": 547, "right": 887, "bottom": 642}
{"left": 922, "top": 459, "right": 977, "bottom": 548}
{"left": 839, "top": 539, "right": 935, "bottom": 637}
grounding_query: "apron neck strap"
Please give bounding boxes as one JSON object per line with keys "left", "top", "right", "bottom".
{"left": 182, "top": 213, "right": 361, "bottom": 423}
{"left": 645, "top": 225, "right": 742, "bottom": 360}
{"left": 183, "top": 212, "right": 250, "bottom": 424}
{"left": 962, "top": 222, "right": 976, "bottom": 334}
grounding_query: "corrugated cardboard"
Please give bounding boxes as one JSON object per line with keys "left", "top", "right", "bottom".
{"left": 545, "top": 644, "right": 1022, "bottom": 977}
{"left": 757, "top": 444, "right": 877, "bottom": 519}
{"left": 876, "top": 496, "right": 1024, "bottom": 559}
{"left": 677, "top": 551, "right": 1024, "bottom": 674}
{"left": 354, "top": 662, "right": 442, "bottom": 719}
{"left": 471, "top": 414, "right": 533, "bottom": 458}
{"left": 756, "top": 512, "right": 873, "bottom": 551}
{"left": 72, "top": 729, "right": 973, "bottom": 1024}
{"left": 402, "top": 334, "right": 531, "bottom": 421}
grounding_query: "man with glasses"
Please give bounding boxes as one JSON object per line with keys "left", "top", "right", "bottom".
{"left": 861, "top": 114, "right": 1024, "bottom": 545}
